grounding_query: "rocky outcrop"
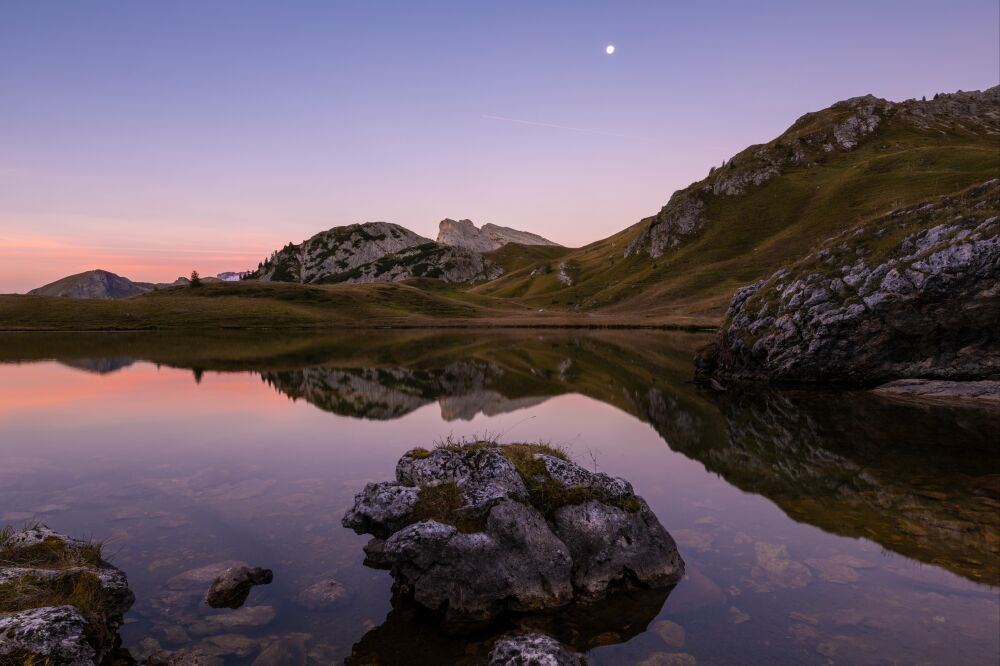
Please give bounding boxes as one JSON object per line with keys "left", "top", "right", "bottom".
{"left": 245, "top": 221, "right": 503, "bottom": 285}
{"left": 695, "top": 180, "right": 1000, "bottom": 384}
{"left": 215, "top": 272, "right": 243, "bottom": 282}
{"left": 0, "top": 526, "right": 135, "bottom": 665}
{"left": 437, "top": 219, "right": 561, "bottom": 252}
{"left": 627, "top": 86, "right": 1000, "bottom": 258}
{"left": 342, "top": 444, "right": 683, "bottom": 633}
{"left": 203, "top": 565, "right": 273, "bottom": 609}
{"left": 28, "top": 269, "right": 154, "bottom": 299}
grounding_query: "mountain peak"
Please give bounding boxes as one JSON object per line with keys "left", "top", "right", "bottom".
{"left": 437, "top": 219, "right": 561, "bottom": 252}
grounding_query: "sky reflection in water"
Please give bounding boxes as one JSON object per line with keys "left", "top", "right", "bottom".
{"left": 0, "top": 331, "right": 997, "bottom": 665}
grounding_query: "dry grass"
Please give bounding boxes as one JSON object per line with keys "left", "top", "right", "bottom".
{"left": 0, "top": 533, "right": 102, "bottom": 571}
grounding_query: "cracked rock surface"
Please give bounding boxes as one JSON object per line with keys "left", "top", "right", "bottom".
{"left": 0, "top": 526, "right": 135, "bottom": 665}
{"left": 342, "top": 444, "right": 684, "bottom": 633}
{"left": 696, "top": 180, "right": 1000, "bottom": 384}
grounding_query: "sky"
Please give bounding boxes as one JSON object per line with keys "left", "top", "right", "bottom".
{"left": 1, "top": 1, "right": 998, "bottom": 293}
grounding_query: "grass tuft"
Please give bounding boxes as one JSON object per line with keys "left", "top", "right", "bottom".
{"left": 0, "top": 535, "right": 103, "bottom": 570}
{"left": 410, "top": 482, "right": 486, "bottom": 533}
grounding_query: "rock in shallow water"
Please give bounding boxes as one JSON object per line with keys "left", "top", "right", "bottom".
{"left": 204, "top": 565, "right": 273, "bottom": 609}
{"left": 295, "top": 578, "right": 350, "bottom": 610}
{"left": 342, "top": 443, "right": 684, "bottom": 633}
{"left": 0, "top": 606, "right": 96, "bottom": 666}
{"left": 0, "top": 526, "right": 135, "bottom": 665}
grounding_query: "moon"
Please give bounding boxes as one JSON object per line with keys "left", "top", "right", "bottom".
{"left": 605, "top": 45, "right": 615, "bottom": 55}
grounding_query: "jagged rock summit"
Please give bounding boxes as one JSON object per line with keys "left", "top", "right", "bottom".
{"left": 695, "top": 179, "right": 1000, "bottom": 384}
{"left": 245, "top": 221, "right": 503, "bottom": 284}
{"left": 342, "top": 442, "right": 684, "bottom": 633}
{"left": 437, "top": 218, "right": 561, "bottom": 252}
{"left": 27, "top": 269, "right": 155, "bottom": 299}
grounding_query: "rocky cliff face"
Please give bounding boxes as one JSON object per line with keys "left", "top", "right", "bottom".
{"left": 28, "top": 269, "right": 154, "bottom": 299}
{"left": 437, "top": 218, "right": 561, "bottom": 252}
{"left": 695, "top": 180, "right": 1000, "bottom": 384}
{"left": 627, "top": 86, "right": 1000, "bottom": 258}
{"left": 245, "top": 221, "right": 503, "bottom": 284}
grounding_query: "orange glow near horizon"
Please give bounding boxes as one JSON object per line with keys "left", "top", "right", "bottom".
{"left": 0, "top": 232, "right": 271, "bottom": 292}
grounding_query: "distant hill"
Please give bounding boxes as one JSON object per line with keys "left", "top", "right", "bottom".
{"left": 437, "top": 218, "right": 561, "bottom": 252}
{"left": 27, "top": 270, "right": 222, "bottom": 299}
{"left": 243, "top": 221, "right": 503, "bottom": 285}
{"left": 28, "top": 270, "right": 155, "bottom": 299}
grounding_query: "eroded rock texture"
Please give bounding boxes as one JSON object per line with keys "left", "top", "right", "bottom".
{"left": 244, "top": 221, "right": 503, "bottom": 285}
{"left": 0, "top": 526, "right": 135, "bottom": 665}
{"left": 696, "top": 180, "right": 1000, "bottom": 384}
{"left": 437, "top": 218, "right": 561, "bottom": 253}
{"left": 342, "top": 444, "right": 683, "bottom": 633}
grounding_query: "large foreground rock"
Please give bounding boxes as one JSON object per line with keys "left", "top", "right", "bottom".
{"left": 0, "top": 526, "right": 135, "bottom": 665}
{"left": 696, "top": 180, "right": 1000, "bottom": 384}
{"left": 343, "top": 444, "right": 683, "bottom": 633}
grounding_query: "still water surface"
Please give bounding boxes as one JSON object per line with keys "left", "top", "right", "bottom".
{"left": 1, "top": 331, "right": 997, "bottom": 665}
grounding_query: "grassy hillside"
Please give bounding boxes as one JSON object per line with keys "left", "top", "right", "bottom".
{"left": 6, "top": 88, "right": 995, "bottom": 331}
{"left": 0, "top": 279, "right": 715, "bottom": 331}
{"left": 472, "top": 89, "right": 1000, "bottom": 319}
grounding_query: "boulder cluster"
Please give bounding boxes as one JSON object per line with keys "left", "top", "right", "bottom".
{"left": 342, "top": 442, "right": 684, "bottom": 633}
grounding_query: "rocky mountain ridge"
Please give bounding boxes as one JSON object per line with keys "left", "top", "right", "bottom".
{"left": 243, "top": 221, "right": 503, "bottom": 285}
{"left": 437, "top": 218, "right": 560, "bottom": 252}
{"left": 626, "top": 86, "right": 1000, "bottom": 258}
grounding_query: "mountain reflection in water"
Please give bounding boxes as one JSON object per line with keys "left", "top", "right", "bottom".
{"left": 1, "top": 330, "right": 997, "bottom": 665}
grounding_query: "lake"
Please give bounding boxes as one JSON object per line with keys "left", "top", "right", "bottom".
{"left": 1, "top": 330, "right": 997, "bottom": 665}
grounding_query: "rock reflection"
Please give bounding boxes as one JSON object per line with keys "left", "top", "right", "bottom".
{"left": 347, "top": 587, "right": 673, "bottom": 666}
{"left": 655, "top": 387, "right": 1000, "bottom": 585}
{"left": 5, "top": 329, "right": 998, "bottom": 586}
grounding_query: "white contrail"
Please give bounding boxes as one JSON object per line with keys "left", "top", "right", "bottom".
{"left": 482, "top": 114, "right": 646, "bottom": 140}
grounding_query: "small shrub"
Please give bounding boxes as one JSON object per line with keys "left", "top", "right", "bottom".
{"left": 189, "top": 270, "right": 202, "bottom": 288}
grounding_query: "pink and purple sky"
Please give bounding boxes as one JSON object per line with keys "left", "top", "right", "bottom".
{"left": 2, "top": 1, "right": 998, "bottom": 293}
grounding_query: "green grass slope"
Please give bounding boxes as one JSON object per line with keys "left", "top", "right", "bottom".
{"left": 473, "top": 87, "right": 1000, "bottom": 320}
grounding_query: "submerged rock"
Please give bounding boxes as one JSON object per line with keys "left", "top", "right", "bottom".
{"left": 488, "top": 632, "right": 584, "bottom": 666}
{"left": 204, "top": 565, "right": 273, "bottom": 609}
{"left": 295, "top": 578, "right": 350, "bottom": 610}
{"left": 342, "top": 443, "right": 684, "bottom": 633}
{"left": 872, "top": 379, "right": 1000, "bottom": 406}
{"left": 0, "top": 526, "right": 135, "bottom": 665}
{"left": 696, "top": 180, "right": 1000, "bottom": 384}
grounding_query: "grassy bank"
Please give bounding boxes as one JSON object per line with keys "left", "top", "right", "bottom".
{"left": 0, "top": 280, "right": 719, "bottom": 331}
